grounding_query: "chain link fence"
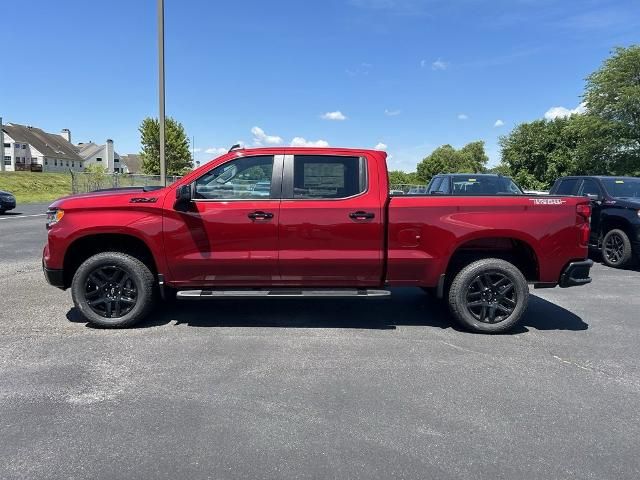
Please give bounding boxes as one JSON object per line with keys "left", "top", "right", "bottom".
{"left": 70, "top": 172, "right": 182, "bottom": 194}
{"left": 389, "top": 184, "right": 427, "bottom": 194}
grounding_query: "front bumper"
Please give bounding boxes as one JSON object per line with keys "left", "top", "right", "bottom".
{"left": 0, "top": 198, "right": 16, "bottom": 211}
{"left": 559, "top": 259, "right": 593, "bottom": 288}
{"left": 43, "top": 261, "right": 65, "bottom": 289}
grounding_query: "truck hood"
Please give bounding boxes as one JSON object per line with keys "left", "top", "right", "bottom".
{"left": 607, "top": 197, "right": 640, "bottom": 209}
{"left": 49, "top": 186, "right": 168, "bottom": 210}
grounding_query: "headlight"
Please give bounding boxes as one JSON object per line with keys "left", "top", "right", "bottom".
{"left": 46, "top": 208, "right": 64, "bottom": 229}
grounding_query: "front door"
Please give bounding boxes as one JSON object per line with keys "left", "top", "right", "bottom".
{"left": 277, "top": 153, "right": 384, "bottom": 286}
{"left": 164, "top": 154, "right": 283, "bottom": 287}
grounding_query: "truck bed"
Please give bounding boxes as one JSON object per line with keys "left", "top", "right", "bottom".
{"left": 386, "top": 194, "right": 590, "bottom": 287}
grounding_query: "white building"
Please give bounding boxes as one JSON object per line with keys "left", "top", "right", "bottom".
{"left": 1, "top": 124, "right": 125, "bottom": 173}
{"left": 2, "top": 123, "right": 84, "bottom": 172}
{"left": 77, "top": 139, "right": 127, "bottom": 173}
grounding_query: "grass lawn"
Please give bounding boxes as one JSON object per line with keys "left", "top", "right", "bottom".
{"left": 0, "top": 172, "right": 72, "bottom": 203}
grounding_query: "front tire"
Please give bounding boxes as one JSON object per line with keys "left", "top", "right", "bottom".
{"left": 448, "top": 258, "right": 529, "bottom": 334}
{"left": 71, "top": 252, "right": 155, "bottom": 328}
{"left": 602, "top": 229, "right": 632, "bottom": 268}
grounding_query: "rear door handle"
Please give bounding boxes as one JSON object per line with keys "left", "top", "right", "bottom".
{"left": 349, "top": 211, "right": 375, "bottom": 220}
{"left": 248, "top": 211, "right": 274, "bottom": 220}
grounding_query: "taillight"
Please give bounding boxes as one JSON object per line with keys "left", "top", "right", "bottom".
{"left": 579, "top": 223, "right": 590, "bottom": 246}
{"left": 576, "top": 203, "right": 591, "bottom": 221}
{"left": 576, "top": 203, "right": 591, "bottom": 247}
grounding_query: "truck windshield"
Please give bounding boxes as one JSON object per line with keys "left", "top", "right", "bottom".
{"left": 601, "top": 178, "right": 640, "bottom": 199}
{"left": 450, "top": 176, "right": 523, "bottom": 195}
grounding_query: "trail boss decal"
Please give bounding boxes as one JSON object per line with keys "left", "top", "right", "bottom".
{"left": 529, "top": 198, "right": 566, "bottom": 205}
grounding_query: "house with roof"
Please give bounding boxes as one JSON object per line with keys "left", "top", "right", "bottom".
{"left": 1, "top": 124, "right": 125, "bottom": 173}
{"left": 2, "top": 123, "right": 84, "bottom": 172}
{"left": 76, "top": 139, "right": 127, "bottom": 173}
{"left": 119, "top": 154, "right": 142, "bottom": 174}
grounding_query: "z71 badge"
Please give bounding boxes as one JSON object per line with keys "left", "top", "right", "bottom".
{"left": 529, "top": 198, "right": 566, "bottom": 205}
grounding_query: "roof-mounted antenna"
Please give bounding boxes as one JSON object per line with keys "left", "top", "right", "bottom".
{"left": 228, "top": 143, "right": 243, "bottom": 152}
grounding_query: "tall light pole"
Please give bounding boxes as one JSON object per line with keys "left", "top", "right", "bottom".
{"left": 158, "top": 0, "right": 166, "bottom": 186}
{"left": 0, "top": 117, "right": 5, "bottom": 173}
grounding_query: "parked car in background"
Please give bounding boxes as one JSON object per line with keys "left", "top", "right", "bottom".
{"left": 0, "top": 190, "right": 16, "bottom": 214}
{"left": 427, "top": 174, "right": 524, "bottom": 195}
{"left": 549, "top": 176, "right": 640, "bottom": 268}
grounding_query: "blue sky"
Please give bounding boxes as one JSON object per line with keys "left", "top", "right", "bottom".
{"left": 1, "top": 0, "right": 639, "bottom": 171}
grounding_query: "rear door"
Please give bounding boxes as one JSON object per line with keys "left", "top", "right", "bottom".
{"left": 277, "top": 153, "right": 384, "bottom": 286}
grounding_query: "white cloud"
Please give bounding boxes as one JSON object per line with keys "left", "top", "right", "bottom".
{"left": 321, "top": 111, "right": 347, "bottom": 121}
{"left": 544, "top": 102, "right": 586, "bottom": 120}
{"left": 251, "top": 126, "right": 283, "bottom": 146}
{"left": 374, "top": 142, "right": 388, "bottom": 150}
{"left": 494, "top": 119, "right": 505, "bottom": 127}
{"left": 205, "top": 147, "right": 227, "bottom": 155}
{"left": 420, "top": 59, "right": 427, "bottom": 68}
{"left": 457, "top": 113, "right": 469, "bottom": 120}
{"left": 290, "top": 137, "right": 330, "bottom": 148}
{"left": 431, "top": 59, "right": 448, "bottom": 70}
{"left": 384, "top": 109, "right": 401, "bottom": 116}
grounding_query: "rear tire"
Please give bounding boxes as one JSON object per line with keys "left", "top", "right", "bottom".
{"left": 448, "top": 258, "right": 529, "bottom": 334}
{"left": 602, "top": 229, "right": 632, "bottom": 268}
{"left": 71, "top": 252, "right": 155, "bottom": 328}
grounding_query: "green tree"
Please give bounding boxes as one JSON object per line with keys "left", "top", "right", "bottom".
{"left": 584, "top": 45, "right": 640, "bottom": 175}
{"left": 416, "top": 142, "right": 488, "bottom": 183}
{"left": 499, "top": 45, "right": 640, "bottom": 187}
{"left": 585, "top": 46, "right": 640, "bottom": 142}
{"left": 499, "top": 118, "right": 575, "bottom": 189}
{"left": 388, "top": 170, "right": 420, "bottom": 185}
{"left": 140, "top": 117, "right": 193, "bottom": 176}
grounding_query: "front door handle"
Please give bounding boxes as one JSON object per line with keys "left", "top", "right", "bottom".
{"left": 248, "top": 211, "right": 274, "bottom": 220}
{"left": 349, "top": 211, "right": 375, "bottom": 220}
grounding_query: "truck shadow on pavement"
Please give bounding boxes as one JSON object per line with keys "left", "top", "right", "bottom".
{"left": 66, "top": 289, "right": 588, "bottom": 333}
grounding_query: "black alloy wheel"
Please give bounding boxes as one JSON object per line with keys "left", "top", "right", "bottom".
{"left": 465, "top": 271, "right": 516, "bottom": 324}
{"left": 84, "top": 265, "right": 138, "bottom": 318}
{"left": 448, "top": 258, "right": 529, "bottom": 333}
{"left": 603, "top": 231, "right": 626, "bottom": 265}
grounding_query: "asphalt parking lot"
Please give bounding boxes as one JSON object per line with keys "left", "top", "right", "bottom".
{"left": 1, "top": 203, "right": 639, "bottom": 479}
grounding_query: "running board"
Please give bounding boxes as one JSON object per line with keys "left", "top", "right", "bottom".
{"left": 176, "top": 289, "right": 391, "bottom": 299}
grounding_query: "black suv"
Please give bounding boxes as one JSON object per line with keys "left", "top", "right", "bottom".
{"left": 426, "top": 174, "right": 524, "bottom": 195}
{"left": 549, "top": 176, "right": 640, "bottom": 268}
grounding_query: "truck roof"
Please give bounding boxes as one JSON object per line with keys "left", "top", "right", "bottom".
{"left": 230, "top": 146, "right": 386, "bottom": 156}
{"left": 557, "top": 175, "right": 639, "bottom": 180}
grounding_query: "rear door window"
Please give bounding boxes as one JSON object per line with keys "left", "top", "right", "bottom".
{"left": 290, "top": 155, "right": 366, "bottom": 199}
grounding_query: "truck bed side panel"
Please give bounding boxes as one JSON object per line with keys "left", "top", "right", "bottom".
{"left": 386, "top": 195, "right": 588, "bottom": 286}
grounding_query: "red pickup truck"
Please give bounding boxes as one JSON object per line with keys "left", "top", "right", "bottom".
{"left": 43, "top": 147, "right": 593, "bottom": 333}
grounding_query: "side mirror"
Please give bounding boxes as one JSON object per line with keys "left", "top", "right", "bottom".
{"left": 174, "top": 183, "right": 193, "bottom": 211}
{"left": 585, "top": 193, "right": 602, "bottom": 203}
